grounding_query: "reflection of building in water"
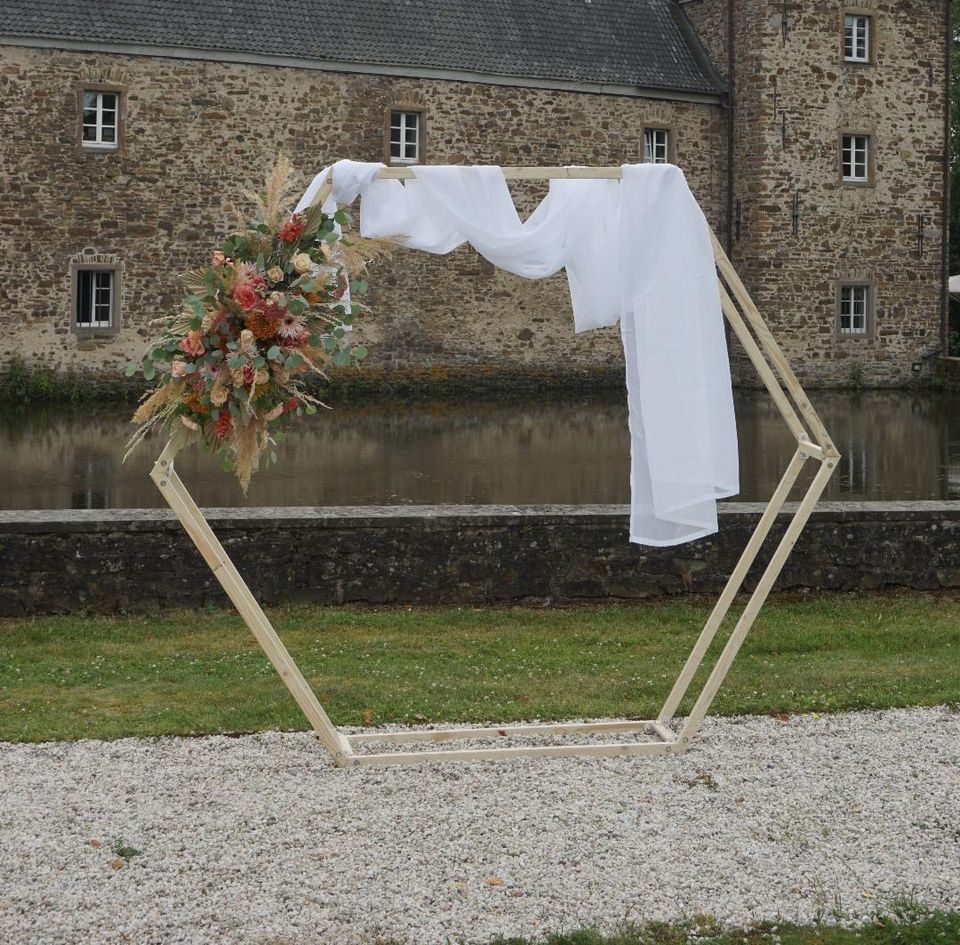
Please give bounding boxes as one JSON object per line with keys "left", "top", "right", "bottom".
{"left": 945, "top": 410, "right": 960, "bottom": 500}
{"left": 1, "top": 393, "right": 959, "bottom": 508}
{"left": 838, "top": 433, "right": 867, "bottom": 494}
{"left": 735, "top": 391, "right": 953, "bottom": 502}
{"left": 70, "top": 447, "right": 112, "bottom": 509}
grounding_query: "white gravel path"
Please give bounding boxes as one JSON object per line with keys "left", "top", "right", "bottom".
{"left": 0, "top": 706, "right": 958, "bottom": 945}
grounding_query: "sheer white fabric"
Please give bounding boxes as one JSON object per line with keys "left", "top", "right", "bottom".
{"left": 296, "top": 160, "right": 739, "bottom": 545}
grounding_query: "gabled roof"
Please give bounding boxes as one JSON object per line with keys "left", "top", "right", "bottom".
{"left": 1, "top": 0, "right": 726, "bottom": 98}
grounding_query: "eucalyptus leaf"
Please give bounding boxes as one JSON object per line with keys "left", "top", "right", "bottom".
{"left": 143, "top": 361, "right": 156, "bottom": 381}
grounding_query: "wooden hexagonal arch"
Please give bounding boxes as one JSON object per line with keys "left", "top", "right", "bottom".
{"left": 150, "top": 166, "right": 838, "bottom": 767}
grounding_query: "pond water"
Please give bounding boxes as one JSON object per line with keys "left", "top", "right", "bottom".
{"left": 1, "top": 389, "right": 958, "bottom": 510}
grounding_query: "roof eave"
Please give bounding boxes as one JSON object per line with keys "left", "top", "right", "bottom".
{"left": 0, "top": 35, "right": 726, "bottom": 104}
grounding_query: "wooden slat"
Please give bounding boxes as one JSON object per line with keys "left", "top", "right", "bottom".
{"left": 348, "top": 719, "right": 660, "bottom": 746}
{"left": 676, "top": 456, "right": 838, "bottom": 748}
{"left": 657, "top": 448, "right": 809, "bottom": 725}
{"left": 376, "top": 165, "right": 624, "bottom": 181}
{"left": 151, "top": 445, "right": 352, "bottom": 766}
{"left": 349, "top": 740, "right": 674, "bottom": 767}
{"left": 711, "top": 231, "right": 838, "bottom": 456}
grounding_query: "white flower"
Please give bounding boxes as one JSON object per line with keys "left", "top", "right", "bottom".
{"left": 278, "top": 313, "right": 306, "bottom": 341}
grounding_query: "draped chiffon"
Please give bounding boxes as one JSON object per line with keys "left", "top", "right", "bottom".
{"left": 297, "top": 160, "right": 739, "bottom": 545}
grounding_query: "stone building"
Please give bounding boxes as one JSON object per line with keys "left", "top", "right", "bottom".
{"left": 0, "top": 0, "right": 950, "bottom": 388}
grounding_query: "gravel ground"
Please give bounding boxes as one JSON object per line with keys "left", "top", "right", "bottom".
{"left": 1, "top": 706, "right": 958, "bottom": 945}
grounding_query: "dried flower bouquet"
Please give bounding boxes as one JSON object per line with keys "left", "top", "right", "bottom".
{"left": 126, "top": 157, "right": 392, "bottom": 490}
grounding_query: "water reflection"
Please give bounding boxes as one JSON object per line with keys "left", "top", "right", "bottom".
{"left": 0, "top": 389, "right": 957, "bottom": 510}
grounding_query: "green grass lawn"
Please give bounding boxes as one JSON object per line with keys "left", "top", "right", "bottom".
{"left": 478, "top": 907, "right": 960, "bottom": 944}
{"left": 1, "top": 590, "right": 958, "bottom": 743}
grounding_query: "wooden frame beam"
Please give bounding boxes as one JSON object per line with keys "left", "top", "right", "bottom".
{"left": 150, "top": 166, "right": 837, "bottom": 767}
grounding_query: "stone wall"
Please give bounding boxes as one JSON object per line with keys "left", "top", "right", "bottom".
{"left": 0, "top": 502, "right": 957, "bottom": 615}
{"left": 687, "top": 0, "right": 948, "bottom": 388}
{"left": 0, "top": 45, "right": 724, "bottom": 383}
{"left": 0, "top": 1, "right": 948, "bottom": 393}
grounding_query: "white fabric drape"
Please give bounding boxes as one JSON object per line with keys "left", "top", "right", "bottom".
{"left": 296, "top": 160, "right": 738, "bottom": 546}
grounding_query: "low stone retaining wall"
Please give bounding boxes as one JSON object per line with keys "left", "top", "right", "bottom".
{"left": 0, "top": 502, "right": 957, "bottom": 615}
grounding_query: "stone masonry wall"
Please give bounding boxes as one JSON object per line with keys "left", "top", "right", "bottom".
{"left": 0, "top": 502, "right": 957, "bottom": 615}
{"left": 713, "top": 0, "right": 947, "bottom": 388}
{"left": 0, "top": 45, "right": 725, "bottom": 384}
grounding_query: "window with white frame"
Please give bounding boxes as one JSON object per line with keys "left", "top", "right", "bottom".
{"left": 81, "top": 90, "right": 120, "bottom": 148}
{"left": 643, "top": 128, "right": 670, "bottom": 164}
{"left": 842, "top": 134, "right": 870, "bottom": 181}
{"left": 844, "top": 14, "right": 871, "bottom": 62}
{"left": 389, "top": 110, "right": 421, "bottom": 163}
{"left": 839, "top": 284, "right": 869, "bottom": 335}
{"left": 75, "top": 269, "right": 115, "bottom": 329}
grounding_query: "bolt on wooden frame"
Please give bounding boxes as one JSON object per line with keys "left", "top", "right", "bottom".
{"left": 150, "top": 166, "right": 839, "bottom": 767}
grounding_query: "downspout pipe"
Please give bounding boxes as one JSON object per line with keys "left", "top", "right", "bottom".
{"left": 942, "top": 0, "right": 952, "bottom": 350}
{"left": 727, "top": 0, "right": 735, "bottom": 255}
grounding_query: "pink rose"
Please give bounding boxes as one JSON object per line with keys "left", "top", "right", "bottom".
{"left": 233, "top": 284, "right": 259, "bottom": 310}
{"left": 179, "top": 330, "right": 205, "bottom": 357}
{"left": 211, "top": 250, "right": 226, "bottom": 267}
{"left": 171, "top": 360, "right": 188, "bottom": 377}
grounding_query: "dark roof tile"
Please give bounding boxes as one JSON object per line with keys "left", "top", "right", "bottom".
{"left": 1, "top": 0, "right": 725, "bottom": 95}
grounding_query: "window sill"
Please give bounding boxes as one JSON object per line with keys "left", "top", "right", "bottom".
{"left": 80, "top": 143, "right": 119, "bottom": 152}
{"left": 72, "top": 328, "right": 119, "bottom": 339}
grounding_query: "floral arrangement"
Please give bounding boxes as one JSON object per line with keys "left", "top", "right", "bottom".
{"left": 126, "top": 157, "right": 392, "bottom": 490}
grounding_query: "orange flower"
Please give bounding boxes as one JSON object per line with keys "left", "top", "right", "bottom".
{"left": 213, "top": 411, "right": 232, "bottom": 440}
{"left": 278, "top": 214, "right": 305, "bottom": 243}
{"left": 183, "top": 393, "right": 210, "bottom": 415}
{"left": 244, "top": 308, "right": 282, "bottom": 339}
